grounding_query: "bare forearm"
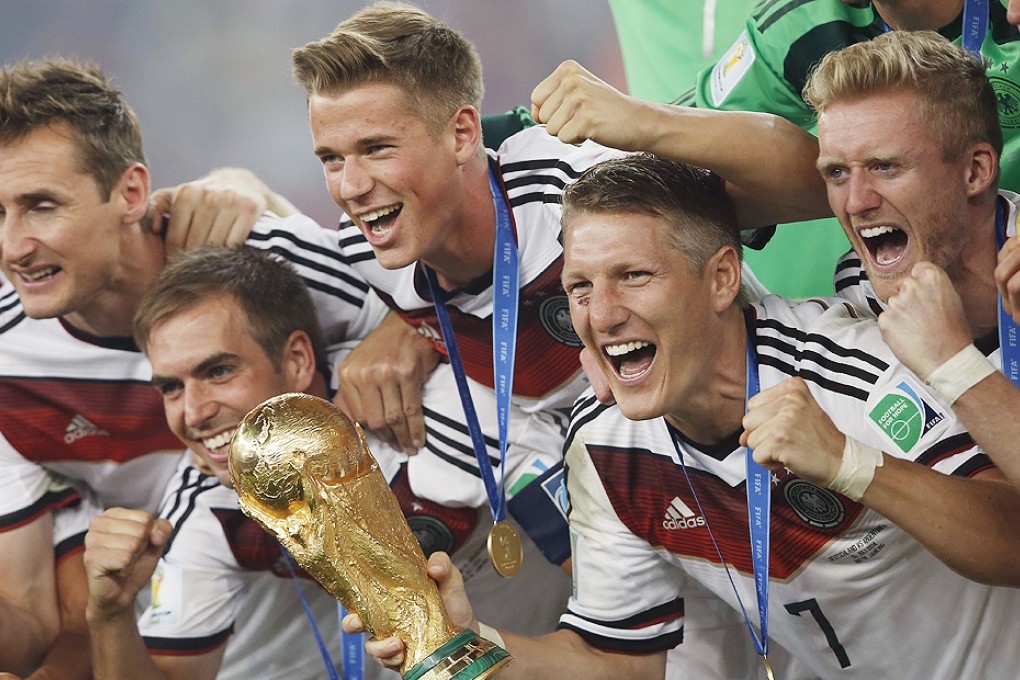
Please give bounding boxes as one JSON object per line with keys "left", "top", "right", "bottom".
{"left": 0, "top": 600, "right": 54, "bottom": 674}
{"left": 950, "top": 373, "right": 1020, "bottom": 491}
{"left": 87, "top": 607, "right": 166, "bottom": 680}
{"left": 490, "top": 628, "right": 665, "bottom": 680}
{"left": 862, "top": 459, "right": 1020, "bottom": 585}
{"left": 25, "top": 631, "right": 91, "bottom": 680}
{"left": 625, "top": 104, "right": 829, "bottom": 228}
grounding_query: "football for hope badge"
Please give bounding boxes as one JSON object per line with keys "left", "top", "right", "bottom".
{"left": 866, "top": 377, "right": 946, "bottom": 454}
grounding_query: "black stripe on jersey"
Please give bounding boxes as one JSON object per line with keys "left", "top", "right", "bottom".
{"left": 161, "top": 467, "right": 220, "bottom": 555}
{"left": 248, "top": 227, "right": 369, "bottom": 292}
{"left": 565, "top": 597, "right": 684, "bottom": 631}
{"left": 757, "top": 353, "right": 871, "bottom": 401}
{"left": 423, "top": 406, "right": 500, "bottom": 452}
{"left": 0, "top": 309, "right": 25, "bottom": 335}
{"left": 55, "top": 531, "right": 85, "bottom": 563}
{"left": 834, "top": 251, "right": 862, "bottom": 274}
{"left": 757, "top": 317, "right": 890, "bottom": 372}
{"left": 500, "top": 158, "right": 587, "bottom": 180}
{"left": 559, "top": 599, "right": 685, "bottom": 653}
{"left": 782, "top": 19, "right": 884, "bottom": 95}
{"left": 670, "top": 86, "right": 697, "bottom": 107}
{"left": 952, "top": 453, "right": 994, "bottom": 478}
{"left": 751, "top": 0, "right": 785, "bottom": 24}
{"left": 564, "top": 395, "right": 611, "bottom": 451}
{"left": 757, "top": 335, "right": 881, "bottom": 385}
{"left": 0, "top": 486, "right": 79, "bottom": 532}
{"left": 422, "top": 439, "right": 483, "bottom": 478}
{"left": 834, "top": 269, "right": 867, "bottom": 294}
{"left": 507, "top": 192, "right": 564, "bottom": 208}
{"left": 559, "top": 622, "right": 684, "bottom": 654}
{"left": 503, "top": 174, "right": 567, "bottom": 193}
{"left": 914, "top": 432, "right": 977, "bottom": 468}
{"left": 262, "top": 245, "right": 366, "bottom": 308}
{"left": 758, "top": 0, "right": 814, "bottom": 32}
{"left": 144, "top": 627, "right": 233, "bottom": 655}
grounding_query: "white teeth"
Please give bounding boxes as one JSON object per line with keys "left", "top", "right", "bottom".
{"left": 605, "top": 340, "right": 650, "bottom": 357}
{"left": 860, "top": 226, "right": 895, "bottom": 239}
{"left": 202, "top": 430, "right": 234, "bottom": 452}
{"left": 22, "top": 267, "right": 58, "bottom": 282}
{"left": 360, "top": 204, "right": 400, "bottom": 223}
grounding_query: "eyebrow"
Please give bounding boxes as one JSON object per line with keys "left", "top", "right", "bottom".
{"left": 150, "top": 351, "right": 238, "bottom": 389}
{"left": 313, "top": 134, "right": 398, "bottom": 158}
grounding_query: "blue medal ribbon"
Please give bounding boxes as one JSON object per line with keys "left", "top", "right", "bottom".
{"left": 667, "top": 314, "right": 770, "bottom": 663}
{"left": 879, "top": 0, "right": 986, "bottom": 61}
{"left": 995, "top": 199, "right": 1020, "bottom": 385}
{"left": 424, "top": 161, "right": 517, "bottom": 524}
{"left": 962, "top": 0, "right": 989, "bottom": 60}
{"left": 743, "top": 316, "right": 771, "bottom": 661}
{"left": 338, "top": 604, "right": 364, "bottom": 680}
{"left": 282, "top": 550, "right": 342, "bottom": 680}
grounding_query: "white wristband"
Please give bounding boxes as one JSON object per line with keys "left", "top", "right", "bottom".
{"left": 828, "top": 437, "right": 884, "bottom": 502}
{"left": 924, "top": 344, "right": 996, "bottom": 405}
{"left": 477, "top": 622, "right": 506, "bottom": 648}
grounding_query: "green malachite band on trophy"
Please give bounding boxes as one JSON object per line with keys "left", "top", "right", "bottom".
{"left": 402, "top": 630, "right": 511, "bottom": 680}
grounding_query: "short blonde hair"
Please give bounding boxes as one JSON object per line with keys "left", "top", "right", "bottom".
{"left": 804, "top": 31, "right": 1002, "bottom": 162}
{"left": 292, "top": 1, "right": 483, "bottom": 135}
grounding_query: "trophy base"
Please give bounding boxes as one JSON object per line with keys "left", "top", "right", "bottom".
{"left": 403, "top": 629, "right": 512, "bottom": 680}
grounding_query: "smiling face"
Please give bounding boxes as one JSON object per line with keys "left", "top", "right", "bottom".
{"left": 817, "top": 90, "right": 974, "bottom": 301}
{"left": 562, "top": 212, "right": 727, "bottom": 422}
{"left": 147, "top": 293, "right": 314, "bottom": 487}
{"left": 0, "top": 123, "right": 139, "bottom": 323}
{"left": 309, "top": 82, "right": 472, "bottom": 273}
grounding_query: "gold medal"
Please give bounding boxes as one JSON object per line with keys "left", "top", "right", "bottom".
{"left": 487, "top": 521, "right": 523, "bottom": 578}
{"left": 762, "top": 654, "right": 775, "bottom": 680}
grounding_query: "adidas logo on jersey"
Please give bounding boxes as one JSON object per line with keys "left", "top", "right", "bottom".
{"left": 662, "top": 496, "right": 705, "bottom": 530}
{"left": 64, "top": 414, "right": 110, "bottom": 444}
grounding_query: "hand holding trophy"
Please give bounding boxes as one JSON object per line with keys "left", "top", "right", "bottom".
{"left": 229, "top": 393, "right": 511, "bottom": 679}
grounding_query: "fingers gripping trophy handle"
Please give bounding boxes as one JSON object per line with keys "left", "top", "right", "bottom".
{"left": 229, "top": 393, "right": 511, "bottom": 678}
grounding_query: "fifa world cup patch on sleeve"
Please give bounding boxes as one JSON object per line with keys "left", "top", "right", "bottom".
{"left": 711, "top": 30, "right": 756, "bottom": 107}
{"left": 866, "top": 375, "right": 947, "bottom": 455}
{"left": 146, "top": 560, "right": 183, "bottom": 627}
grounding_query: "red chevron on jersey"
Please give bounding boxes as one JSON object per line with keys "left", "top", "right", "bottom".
{"left": 589, "top": 444, "right": 864, "bottom": 580}
{"left": 0, "top": 377, "right": 179, "bottom": 464}
{"left": 388, "top": 259, "right": 582, "bottom": 398}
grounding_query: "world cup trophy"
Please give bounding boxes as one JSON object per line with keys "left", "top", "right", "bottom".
{"left": 229, "top": 393, "right": 511, "bottom": 679}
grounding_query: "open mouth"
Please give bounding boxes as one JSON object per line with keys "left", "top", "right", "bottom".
{"left": 201, "top": 429, "right": 235, "bottom": 460}
{"left": 604, "top": 340, "right": 656, "bottom": 379}
{"left": 859, "top": 225, "right": 908, "bottom": 267}
{"left": 360, "top": 203, "right": 403, "bottom": 238}
{"left": 19, "top": 266, "right": 61, "bottom": 283}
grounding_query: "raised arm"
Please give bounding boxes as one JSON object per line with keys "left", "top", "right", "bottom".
{"left": 742, "top": 377, "right": 1020, "bottom": 586}
{"left": 530, "top": 60, "right": 830, "bottom": 229}
{"left": 84, "top": 508, "right": 224, "bottom": 680}
{"left": 881, "top": 261, "right": 1020, "bottom": 495}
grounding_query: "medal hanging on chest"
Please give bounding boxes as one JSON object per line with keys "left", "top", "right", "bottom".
{"left": 425, "top": 159, "right": 523, "bottom": 577}
{"left": 667, "top": 313, "right": 775, "bottom": 677}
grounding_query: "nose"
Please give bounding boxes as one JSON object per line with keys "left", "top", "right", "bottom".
{"left": 587, "top": 283, "right": 628, "bottom": 334}
{"left": 0, "top": 212, "right": 36, "bottom": 265}
{"left": 337, "top": 156, "right": 373, "bottom": 203}
{"left": 843, "top": 169, "right": 881, "bottom": 217}
{"left": 183, "top": 383, "right": 218, "bottom": 433}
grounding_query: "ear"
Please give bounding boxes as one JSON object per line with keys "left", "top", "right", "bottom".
{"left": 706, "top": 245, "right": 742, "bottom": 313}
{"left": 964, "top": 142, "right": 997, "bottom": 198}
{"left": 280, "top": 330, "right": 318, "bottom": 393}
{"left": 450, "top": 105, "right": 483, "bottom": 165}
{"left": 115, "top": 162, "right": 151, "bottom": 225}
